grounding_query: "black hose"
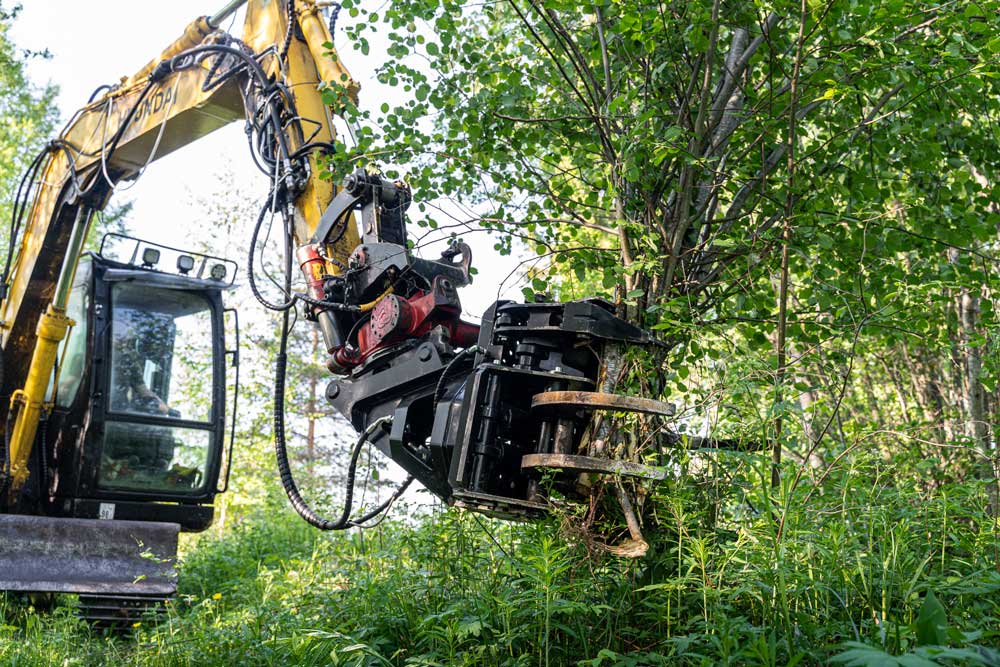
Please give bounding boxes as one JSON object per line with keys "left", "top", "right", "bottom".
{"left": 272, "top": 295, "right": 393, "bottom": 529}
{"left": 274, "top": 332, "right": 360, "bottom": 529}
{"left": 350, "top": 475, "right": 414, "bottom": 526}
{"left": 272, "top": 199, "right": 355, "bottom": 530}
{"left": 87, "top": 84, "right": 113, "bottom": 103}
{"left": 1, "top": 404, "right": 19, "bottom": 502}
{"left": 432, "top": 345, "right": 485, "bottom": 413}
{"left": 293, "top": 291, "right": 361, "bottom": 312}
{"left": 290, "top": 141, "right": 337, "bottom": 160}
{"left": 272, "top": 206, "right": 351, "bottom": 529}
{"left": 3, "top": 144, "right": 53, "bottom": 291}
{"left": 37, "top": 413, "right": 49, "bottom": 496}
{"left": 271, "top": 198, "right": 406, "bottom": 530}
{"left": 255, "top": 121, "right": 277, "bottom": 169}
{"left": 200, "top": 35, "right": 254, "bottom": 92}
{"left": 280, "top": 0, "right": 296, "bottom": 63}
{"left": 244, "top": 123, "right": 272, "bottom": 176}
{"left": 328, "top": 3, "right": 342, "bottom": 35}
{"left": 92, "top": 79, "right": 157, "bottom": 176}
{"left": 52, "top": 140, "right": 83, "bottom": 197}
{"left": 157, "top": 44, "right": 270, "bottom": 89}
{"left": 247, "top": 198, "right": 361, "bottom": 314}
{"left": 248, "top": 197, "right": 296, "bottom": 311}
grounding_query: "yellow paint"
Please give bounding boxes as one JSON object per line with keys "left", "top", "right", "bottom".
{"left": 242, "top": 0, "right": 360, "bottom": 266}
{"left": 125, "top": 17, "right": 215, "bottom": 88}
{"left": 297, "top": 4, "right": 359, "bottom": 105}
{"left": 359, "top": 287, "right": 394, "bottom": 313}
{"left": 6, "top": 306, "right": 73, "bottom": 493}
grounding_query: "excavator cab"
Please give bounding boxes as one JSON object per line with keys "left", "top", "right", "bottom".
{"left": 0, "top": 235, "right": 237, "bottom": 611}
{"left": 41, "top": 234, "right": 236, "bottom": 523}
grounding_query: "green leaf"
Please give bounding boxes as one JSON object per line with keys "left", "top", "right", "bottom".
{"left": 915, "top": 591, "right": 948, "bottom": 646}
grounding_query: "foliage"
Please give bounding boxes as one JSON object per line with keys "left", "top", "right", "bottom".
{"left": 4, "top": 451, "right": 1000, "bottom": 665}
{"left": 0, "top": 2, "right": 57, "bottom": 240}
{"left": 4, "top": 1, "right": 1000, "bottom": 666}
{"left": 334, "top": 0, "right": 1000, "bottom": 326}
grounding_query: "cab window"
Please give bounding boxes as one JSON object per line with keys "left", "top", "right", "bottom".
{"left": 54, "top": 258, "right": 92, "bottom": 408}
{"left": 100, "top": 422, "right": 211, "bottom": 493}
{"left": 108, "top": 284, "right": 215, "bottom": 422}
{"left": 99, "top": 283, "right": 217, "bottom": 495}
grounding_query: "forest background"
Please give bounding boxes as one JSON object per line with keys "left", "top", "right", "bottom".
{"left": 3, "top": 0, "right": 1000, "bottom": 665}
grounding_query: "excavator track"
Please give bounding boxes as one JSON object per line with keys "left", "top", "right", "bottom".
{"left": 77, "top": 593, "right": 171, "bottom": 630}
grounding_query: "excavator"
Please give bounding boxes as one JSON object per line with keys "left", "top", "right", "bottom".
{"left": 0, "top": 0, "right": 678, "bottom": 623}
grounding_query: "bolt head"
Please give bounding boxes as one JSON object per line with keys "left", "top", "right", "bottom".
{"left": 344, "top": 174, "right": 359, "bottom": 193}
{"left": 418, "top": 345, "right": 433, "bottom": 361}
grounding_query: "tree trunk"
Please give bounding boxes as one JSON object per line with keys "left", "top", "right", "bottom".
{"left": 307, "top": 329, "right": 318, "bottom": 471}
{"left": 959, "top": 287, "right": 994, "bottom": 504}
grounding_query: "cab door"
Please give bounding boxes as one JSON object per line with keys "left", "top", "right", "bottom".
{"left": 96, "top": 278, "right": 224, "bottom": 501}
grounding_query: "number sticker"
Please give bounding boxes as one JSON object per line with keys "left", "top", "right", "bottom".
{"left": 98, "top": 503, "right": 115, "bottom": 520}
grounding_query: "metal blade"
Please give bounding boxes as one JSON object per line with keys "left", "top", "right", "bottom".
{"left": 531, "top": 391, "right": 676, "bottom": 417}
{"left": 0, "top": 515, "right": 179, "bottom": 595}
{"left": 521, "top": 453, "right": 670, "bottom": 481}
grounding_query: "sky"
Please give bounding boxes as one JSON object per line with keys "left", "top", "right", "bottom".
{"left": 8, "top": 0, "right": 530, "bottom": 509}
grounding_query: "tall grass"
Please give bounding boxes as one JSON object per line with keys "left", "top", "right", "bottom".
{"left": 2, "top": 450, "right": 999, "bottom": 666}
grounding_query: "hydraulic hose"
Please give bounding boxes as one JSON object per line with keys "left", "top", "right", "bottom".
{"left": 279, "top": 0, "right": 296, "bottom": 63}
{"left": 247, "top": 197, "right": 362, "bottom": 314}
{"left": 87, "top": 84, "right": 113, "bottom": 103}
{"left": 3, "top": 143, "right": 53, "bottom": 292}
{"left": 248, "top": 197, "right": 296, "bottom": 311}
{"left": 272, "top": 304, "right": 394, "bottom": 530}
{"left": 154, "top": 44, "right": 270, "bottom": 90}
{"left": 432, "top": 345, "right": 485, "bottom": 413}
{"left": 328, "top": 3, "right": 342, "bottom": 35}
{"left": 0, "top": 404, "right": 19, "bottom": 501}
{"left": 271, "top": 207, "right": 400, "bottom": 530}
{"left": 350, "top": 474, "right": 414, "bottom": 526}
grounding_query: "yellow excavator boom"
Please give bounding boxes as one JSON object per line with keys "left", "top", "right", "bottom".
{"left": 0, "top": 0, "right": 359, "bottom": 497}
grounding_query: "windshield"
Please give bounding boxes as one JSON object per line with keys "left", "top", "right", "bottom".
{"left": 109, "top": 283, "right": 215, "bottom": 422}
{"left": 101, "top": 282, "right": 217, "bottom": 495}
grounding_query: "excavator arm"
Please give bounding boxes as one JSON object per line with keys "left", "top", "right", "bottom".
{"left": 0, "top": 0, "right": 359, "bottom": 498}
{"left": 2, "top": 0, "right": 698, "bottom": 574}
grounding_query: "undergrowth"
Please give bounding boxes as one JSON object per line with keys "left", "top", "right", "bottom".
{"left": 2, "top": 452, "right": 1000, "bottom": 666}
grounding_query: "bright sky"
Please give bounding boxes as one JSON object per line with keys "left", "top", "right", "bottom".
{"left": 9, "top": 0, "right": 526, "bottom": 319}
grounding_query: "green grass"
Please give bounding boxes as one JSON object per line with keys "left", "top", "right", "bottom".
{"left": 3, "top": 453, "right": 1000, "bottom": 666}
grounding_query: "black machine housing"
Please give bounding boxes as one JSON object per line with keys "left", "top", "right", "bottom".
{"left": 317, "top": 171, "right": 659, "bottom": 519}
{"left": 16, "top": 235, "right": 237, "bottom": 531}
{"left": 327, "top": 298, "right": 657, "bottom": 519}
